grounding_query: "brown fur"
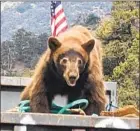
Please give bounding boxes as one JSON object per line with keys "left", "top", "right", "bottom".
{"left": 20, "top": 25, "right": 107, "bottom": 115}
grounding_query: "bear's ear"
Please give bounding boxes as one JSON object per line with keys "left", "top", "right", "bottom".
{"left": 48, "top": 37, "right": 61, "bottom": 52}
{"left": 82, "top": 39, "right": 95, "bottom": 53}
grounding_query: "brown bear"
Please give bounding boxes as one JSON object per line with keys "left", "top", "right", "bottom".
{"left": 20, "top": 25, "right": 107, "bottom": 115}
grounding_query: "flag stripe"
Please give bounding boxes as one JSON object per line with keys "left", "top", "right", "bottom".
{"left": 55, "top": 17, "right": 66, "bottom": 30}
{"left": 56, "top": 20, "right": 68, "bottom": 35}
{"left": 57, "top": 25, "right": 68, "bottom": 36}
{"left": 51, "top": 20, "right": 55, "bottom": 35}
{"left": 55, "top": 9, "right": 65, "bottom": 23}
{"left": 55, "top": 4, "right": 63, "bottom": 14}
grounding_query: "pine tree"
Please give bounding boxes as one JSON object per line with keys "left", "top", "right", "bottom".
{"left": 96, "top": 1, "right": 139, "bottom": 107}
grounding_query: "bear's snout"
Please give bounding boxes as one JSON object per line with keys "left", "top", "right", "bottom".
{"left": 69, "top": 76, "right": 77, "bottom": 85}
{"left": 66, "top": 72, "right": 79, "bottom": 87}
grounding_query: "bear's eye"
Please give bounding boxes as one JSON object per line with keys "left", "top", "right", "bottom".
{"left": 60, "top": 58, "right": 68, "bottom": 65}
{"left": 77, "top": 58, "right": 82, "bottom": 66}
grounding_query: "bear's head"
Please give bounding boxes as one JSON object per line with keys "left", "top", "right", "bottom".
{"left": 48, "top": 36, "right": 95, "bottom": 87}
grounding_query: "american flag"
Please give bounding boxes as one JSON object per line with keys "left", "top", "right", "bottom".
{"left": 51, "top": 1, "right": 68, "bottom": 36}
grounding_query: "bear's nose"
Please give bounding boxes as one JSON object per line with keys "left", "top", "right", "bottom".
{"left": 69, "top": 76, "right": 77, "bottom": 80}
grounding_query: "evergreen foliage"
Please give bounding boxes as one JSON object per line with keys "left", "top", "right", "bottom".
{"left": 96, "top": 1, "right": 139, "bottom": 108}
{"left": 1, "top": 29, "right": 48, "bottom": 76}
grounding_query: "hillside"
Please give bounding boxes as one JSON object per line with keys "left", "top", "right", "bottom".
{"left": 1, "top": 2, "right": 112, "bottom": 41}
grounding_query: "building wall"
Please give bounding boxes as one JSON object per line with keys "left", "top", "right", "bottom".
{"left": 1, "top": 77, "right": 117, "bottom": 112}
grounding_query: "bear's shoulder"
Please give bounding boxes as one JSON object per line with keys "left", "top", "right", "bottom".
{"left": 56, "top": 25, "right": 93, "bottom": 46}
